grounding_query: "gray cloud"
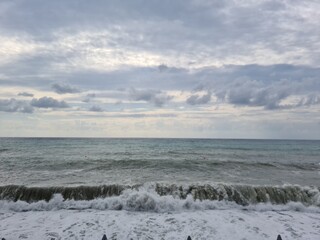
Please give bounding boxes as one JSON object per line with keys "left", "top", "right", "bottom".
{"left": 109, "top": 113, "right": 177, "bottom": 118}
{"left": 2, "top": 64, "right": 319, "bottom": 111}
{"left": 89, "top": 105, "right": 103, "bottom": 112}
{"left": 128, "top": 88, "right": 172, "bottom": 107}
{"left": 30, "top": 97, "right": 69, "bottom": 108}
{"left": 52, "top": 83, "right": 80, "bottom": 94}
{"left": 297, "top": 94, "right": 320, "bottom": 107}
{"left": 87, "top": 93, "right": 96, "bottom": 98}
{"left": 82, "top": 93, "right": 96, "bottom": 103}
{"left": 187, "top": 91, "right": 212, "bottom": 105}
{"left": 182, "top": 64, "right": 320, "bottom": 110}
{"left": 213, "top": 78, "right": 320, "bottom": 110}
{"left": 158, "top": 64, "right": 169, "bottom": 72}
{"left": 0, "top": 98, "right": 33, "bottom": 113}
{"left": 17, "top": 92, "right": 34, "bottom": 97}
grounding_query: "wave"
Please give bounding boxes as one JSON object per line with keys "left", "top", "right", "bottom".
{"left": 0, "top": 148, "right": 9, "bottom": 153}
{"left": 0, "top": 183, "right": 319, "bottom": 210}
{"left": 1, "top": 188, "right": 320, "bottom": 213}
{"left": 202, "top": 160, "right": 319, "bottom": 171}
{"left": 0, "top": 184, "right": 129, "bottom": 202}
{"left": 155, "top": 184, "right": 320, "bottom": 206}
{"left": 82, "top": 159, "right": 319, "bottom": 172}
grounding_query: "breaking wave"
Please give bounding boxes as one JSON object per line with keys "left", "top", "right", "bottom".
{"left": 0, "top": 183, "right": 319, "bottom": 213}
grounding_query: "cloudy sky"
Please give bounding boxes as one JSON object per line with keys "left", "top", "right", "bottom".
{"left": 0, "top": 0, "right": 319, "bottom": 139}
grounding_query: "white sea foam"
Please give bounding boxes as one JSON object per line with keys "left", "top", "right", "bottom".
{"left": 1, "top": 207, "right": 320, "bottom": 239}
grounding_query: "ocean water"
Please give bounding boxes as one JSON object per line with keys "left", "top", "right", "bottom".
{"left": 0, "top": 138, "right": 319, "bottom": 239}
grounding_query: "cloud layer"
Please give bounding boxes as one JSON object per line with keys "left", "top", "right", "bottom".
{"left": 0, "top": 0, "right": 319, "bottom": 138}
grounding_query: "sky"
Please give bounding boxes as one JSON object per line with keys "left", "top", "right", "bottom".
{"left": 0, "top": 0, "right": 319, "bottom": 139}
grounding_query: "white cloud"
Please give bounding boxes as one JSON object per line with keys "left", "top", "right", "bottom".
{"left": 0, "top": 35, "right": 41, "bottom": 65}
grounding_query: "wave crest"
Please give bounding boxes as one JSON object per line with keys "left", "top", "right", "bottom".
{"left": 0, "top": 183, "right": 319, "bottom": 211}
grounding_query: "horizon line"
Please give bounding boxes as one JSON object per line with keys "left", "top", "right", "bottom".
{"left": 0, "top": 136, "right": 319, "bottom": 141}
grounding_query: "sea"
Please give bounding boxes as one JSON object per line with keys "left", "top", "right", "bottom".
{"left": 0, "top": 138, "right": 319, "bottom": 239}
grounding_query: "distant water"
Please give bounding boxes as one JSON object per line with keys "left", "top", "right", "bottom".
{"left": 1, "top": 138, "right": 320, "bottom": 239}
{"left": 0, "top": 138, "right": 319, "bottom": 186}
